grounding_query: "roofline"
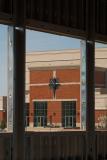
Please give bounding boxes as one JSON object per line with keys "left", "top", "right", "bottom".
{"left": 26, "top": 47, "right": 107, "bottom": 55}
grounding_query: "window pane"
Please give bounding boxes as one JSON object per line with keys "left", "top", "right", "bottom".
{"left": 0, "top": 24, "right": 13, "bottom": 159}
{"left": 25, "top": 29, "right": 86, "bottom": 132}
{"left": 95, "top": 42, "right": 107, "bottom": 131}
{"left": 0, "top": 25, "right": 13, "bottom": 133}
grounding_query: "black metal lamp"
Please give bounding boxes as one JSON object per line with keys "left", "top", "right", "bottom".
{"left": 49, "top": 78, "right": 60, "bottom": 98}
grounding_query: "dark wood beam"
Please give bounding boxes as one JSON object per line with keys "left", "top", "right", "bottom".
{"left": 12, "top": 0, "right": 25, "bottom": 159}
{"left": 86, "top": 0, "right": 96, "bottom": 159}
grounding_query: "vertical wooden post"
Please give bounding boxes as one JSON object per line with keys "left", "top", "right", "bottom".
{"left": 86, "top": 0, "right": 96, "bottom": 159}
{"left": 13, "top": 0, "right": 25, "bottom": 159}
{"left": 86, "top": 41, "right": 95, "bottom": 132}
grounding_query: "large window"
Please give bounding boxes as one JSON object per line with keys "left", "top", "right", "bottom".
{"left": 34, "top": 102, "right": 47, "bottom": 127}
{"left": 0, "top": 25, "right": 14, "bottom": 133}
{"left": 62, "top": 101, "right": 76, "bottom": 128}
{"left": 95, "top": 42, "right": 107, "bottom": 130}
{"left": 25, "top": 29, "right": 86, "bottom": 132}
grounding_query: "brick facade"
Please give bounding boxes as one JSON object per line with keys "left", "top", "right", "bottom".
{"left": 29, "top": 68, "right": 80, "bottom": 128}
{"left": 0, "top": 111, "right": 6, "bottom": 122}
{"left": 29, "top": 67, "right": 107, "bottom": 128}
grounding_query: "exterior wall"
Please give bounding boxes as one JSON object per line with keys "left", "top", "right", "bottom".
{"left": 0, "top": 96, "right": 7, "bottom": 123}
{"left": 47, "top": 101, "right": 61, "bottom": 126}
{"left": 30, "top": 70, "right": 52, "bottom": 84}
{"left": 0, "top": 111, "right": 6, "bottom": 122}
{"left": 29, "top": 68, "right": 80, "bottom": 127}
{"left": 29, "top": 67, "right": 107, "bottom": 128}
{"left": 57, "top": 69, "right": 80, "bottom": 82}
{"left": 1, "top": 49, "right": 107, "bottom": 129}
{"left": 26, "top": 48, "right": 107, "bottom": 129}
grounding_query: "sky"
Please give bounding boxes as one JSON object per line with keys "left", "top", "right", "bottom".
{"left": 0, "top": 25, "right": 8, "bottom": 96}
{"left": 0, "top": 25, "right": 80, "bottom": 96}
{"left": 0, "top": 25, "right": 81, "bottom": 96}
{"left": 26, "top": 29, "right": 80, "bottom": 52}
{"left": 26, "top": 29, "right": 107, "bottom": 52}
{"left": 0, "top": 25, "right": 107, "bottom": 96}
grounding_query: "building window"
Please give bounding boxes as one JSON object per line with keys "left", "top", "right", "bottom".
{"left": 34, "top": 102, "right": 47, "bottom": 127}
{"left": 62, "top": 101, "right": 76, "bottom": 128}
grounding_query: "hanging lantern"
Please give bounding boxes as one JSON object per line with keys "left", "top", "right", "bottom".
{"left": 49, "top": 78, "right": 60, "bottom": 98}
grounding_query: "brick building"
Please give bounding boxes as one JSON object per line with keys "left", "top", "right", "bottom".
{"left": 26, "top": 48, "right": 107, "bottom": 129}
{"left": 1, "top": 48, "right": 107, "bottom": 130}
{"left": 0, "top": 96, "right": 7, "bottom": 123}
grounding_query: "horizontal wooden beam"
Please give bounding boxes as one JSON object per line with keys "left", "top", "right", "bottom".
{"left": 26, "top": 19, "right": 87, "bottom": 39}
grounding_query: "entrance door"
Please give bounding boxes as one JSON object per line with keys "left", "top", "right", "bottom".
{"left": 36, "top": 116, "right": 46, "bottom": 127}
{"left": 62, "top": 101, "right": 76, "bottom": 128}
{"left": 34, "top": 101, "right": 47, "bottom": 127}
{"left": 65, "top": 116, "right": 73, "bottom": 128}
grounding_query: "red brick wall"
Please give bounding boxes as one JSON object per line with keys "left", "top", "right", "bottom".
{"left": 30, "top": 68, "right": 80, "bottom": 126}
{"left": 30, "top": 69, "right": 54, "bottom": 123}
{"left": 30, "top": 86, "right": 52, "bottom": 99}
{"left": 30, "top": 70, "right": 52, "bottom": 84}
{"left": 0, "top": 111, "right": 6, "bottom": 122}
{"left": 47, "top": 101, "right": 61, "bottom": 124}
{"left": 57, "top": 68, "right": 80, "bottom": 82}
{"left": 29, "top": 68, "right": 106, "bottom": 127}
{"left": 56, "top": 85, "right": 80, "bottom": 99}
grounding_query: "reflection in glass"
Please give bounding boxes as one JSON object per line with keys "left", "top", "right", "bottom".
{"left": 0, "top": 25, "right": 8, "bottom": 132}
{"left": 95, "top": 43, "right": 107, "bottom": 130}
{"left": 25, "top": 29, "right": 86, "bottom": 132}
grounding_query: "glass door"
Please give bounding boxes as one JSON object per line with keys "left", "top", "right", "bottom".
{"left": 65, "top": 116, "right": 73, "bottom": 128}
{"left": 37, "top": 116, "right": 45, "bottom": 127}
{"left": 34, "top": 101, "right": 47, "bottom": 127}
{"left": 62, "top": 101, "right": 76, "bottom": 128}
